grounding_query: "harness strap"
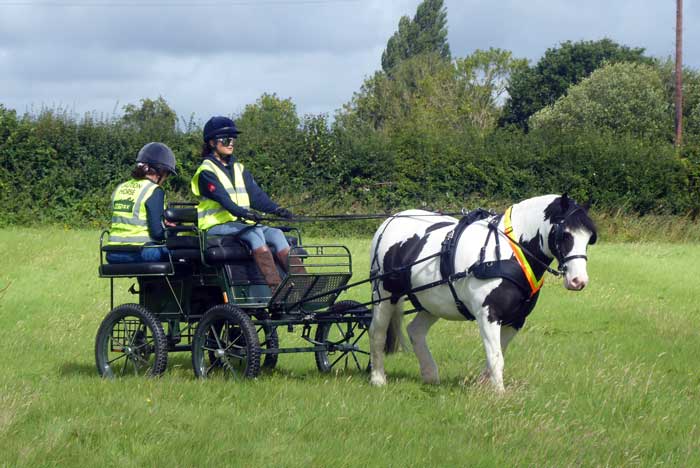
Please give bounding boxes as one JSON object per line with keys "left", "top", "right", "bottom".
{"left": 445, "top": 272, "right": 472, "bottom": 319}
{"left": 406, "top": 293, "right": 425, "bottom": 312}
{"left": 438, "top": 210, "right": 494, "bottom": 321}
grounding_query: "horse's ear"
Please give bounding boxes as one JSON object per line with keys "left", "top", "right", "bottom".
{"left": 560, "top": 193, "right": 570, "bottom": 211}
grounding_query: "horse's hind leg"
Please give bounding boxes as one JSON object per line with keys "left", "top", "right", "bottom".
{"left": 369, "top": 299, "right": 395, "bottom": 386}
{"left": 406, "top": 311, "right": 440, "bottom": 384}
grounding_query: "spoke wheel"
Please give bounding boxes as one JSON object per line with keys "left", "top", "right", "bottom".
{"left": 315, "top": 300, "right": 371, "bottom": 374}
{"left": 192, "top": 304, "right": 261, "bottom": 380}
{"left": 95, "top": 304, "right": 168, "bottom": 378}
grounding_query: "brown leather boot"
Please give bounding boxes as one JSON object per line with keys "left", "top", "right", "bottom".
{"left": 276, "top": 247, "right": 307, "bottom": 274}
{"left": 252, "top": 246, "right": 282, "bottom": 292}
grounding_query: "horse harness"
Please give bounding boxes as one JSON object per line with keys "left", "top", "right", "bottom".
{"left": 435, "top": 208, "right": 544, "bottom": 321}
{"left": 373, "top": 205, "right": 590, "bottom": 321}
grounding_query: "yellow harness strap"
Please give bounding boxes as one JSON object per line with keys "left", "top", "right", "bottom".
{"left": 504, "top": 206, "right": 544, "bottom": 297}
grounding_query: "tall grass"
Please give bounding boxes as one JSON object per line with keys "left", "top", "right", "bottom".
{"left": 0, "top": 228, "right": 699, "bottom": 466}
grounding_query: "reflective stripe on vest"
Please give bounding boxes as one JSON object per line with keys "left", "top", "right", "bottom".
{"left": 504, "top": 206, "right": 544, "bottom": 297}
{"left": 190, "top": 159, "right": 252, "bottom": 230}
{"left": 108, "top": 179, "right": 160, "bottom": 246}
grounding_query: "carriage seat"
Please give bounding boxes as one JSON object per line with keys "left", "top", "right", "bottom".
{"left": 99, "top": 245, "right": 173, "bottom": 277}
{"left": 164, "top": 235, "right": 251, "bottom": 263}
{"left": 204, "top": 236, "right": 255, "bottom": 263}
{"left": 166, "top": 234, "right": 304, "bottom": 264}
{"left": 164, "top": 207, "right": 197, "bottom": 223}
{"left": 99, "top": 262, "right": 173, "bottom": 277}
{"left": 203, "top": 236, "right": 304, "bottom": 264}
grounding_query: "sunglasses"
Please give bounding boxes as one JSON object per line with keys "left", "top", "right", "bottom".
{"left": 215, "top": 137, "right": 236, "bottom": 147}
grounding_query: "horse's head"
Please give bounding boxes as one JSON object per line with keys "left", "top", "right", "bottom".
{"left": 544, "top": 194, "right": 597, "bottom": 290}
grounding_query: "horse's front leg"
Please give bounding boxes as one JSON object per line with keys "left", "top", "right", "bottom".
{"left": 406, "top": 311, "right": 440, "bottom": 384}
{"left": 478, "top": 325, "right": 517, "bottom": 385}
{"left": 476, "top": 315, "right": 505, "bottom": 393}
{"left": 369, "top": 299, "right": 393, "bottom": 386}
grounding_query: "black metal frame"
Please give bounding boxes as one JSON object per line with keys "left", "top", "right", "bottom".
{"left": 97, "top": 211, "right": 374, "bottom": 369}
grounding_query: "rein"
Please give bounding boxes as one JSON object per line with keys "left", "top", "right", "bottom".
{"left": 263, "top": 212, "right": 465, "bottom": 223}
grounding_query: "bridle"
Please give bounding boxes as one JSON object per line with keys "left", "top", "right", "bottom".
{"left": 493, "top": 205, "right": 595, "bottom": 278}
{"left": 548, "top": 206, "right": 596, "bottom": 275}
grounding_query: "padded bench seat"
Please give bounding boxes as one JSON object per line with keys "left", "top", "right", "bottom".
{"left": 165, "top": 231, "right": 305, "bottom": 266}
{"left": 99, "top": 262, "right": 173, "bottom": 277}
{"left": 204, "top": 236, "right": 252, "bottom": 263}
{"left": 166, "top": 235, "right": 253, "bottom": 263}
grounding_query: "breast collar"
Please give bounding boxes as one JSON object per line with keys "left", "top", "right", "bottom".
{"left": 503, "top": 206, "right": 544, "bottom": 296}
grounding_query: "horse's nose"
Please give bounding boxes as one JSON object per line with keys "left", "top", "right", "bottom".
{"left": 568, "top": 276, "right": 587, "bottom": 290}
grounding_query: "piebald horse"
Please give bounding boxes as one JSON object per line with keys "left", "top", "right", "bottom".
{"left": 368, "top": 194, "right": 597, "bottom": 392}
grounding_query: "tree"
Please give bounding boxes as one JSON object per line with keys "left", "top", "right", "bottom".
{"left": 529, "top": 62, "right": 672, "bottom": 140}
{"left": 500, "top": 39, "right": 652, "bottom": 129}
{"left": 121, "top": 96, "right": 178, "bottom": 142}
{"left": 381, "top": 0, "right": 450, "bottom": 74}
{"left": 340, "top": 53, "right": 460, "bottom": 133}
{"left": 455, "top": 48, "right": 528, "bottom": 132}
{"left": 234, "top": 93, "right": 302, "bottom": 194}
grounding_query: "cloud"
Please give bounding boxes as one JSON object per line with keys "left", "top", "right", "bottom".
{"left": 0, "top": 0, "right": 399, "bottom": 54}
{"left": 0, "top": 0, "right": 414, "bottom": 118}
{"left": 1, "top": 0, "right": 698, "bottom": 120}
{"left": 446, "top": 0, "right": 697, "bottom": 67}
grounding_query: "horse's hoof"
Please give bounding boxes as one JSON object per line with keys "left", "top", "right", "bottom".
{"left": 370, "top": 373, "right": 387, "bottom": 386}
{"left": 422, "top": 374, "right": 440, "bottom": 385}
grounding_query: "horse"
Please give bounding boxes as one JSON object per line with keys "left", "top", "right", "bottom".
{"left": 368, "top": 194, "right": 597, "bottom": 393}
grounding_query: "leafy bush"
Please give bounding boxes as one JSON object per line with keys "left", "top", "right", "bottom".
{"left": 529, "top": 62, "right": 672, "bottom": 140}
{"left": 0, "top": 89, "right": 695, "bottom": 231}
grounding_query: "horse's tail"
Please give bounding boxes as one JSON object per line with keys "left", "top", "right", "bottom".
{"left": 384, "top": 304, "right": 408, "bottom": 354}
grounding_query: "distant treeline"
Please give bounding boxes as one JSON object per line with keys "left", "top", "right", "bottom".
{"left": 2, "top": 38, "right": 700, "bottom": 229}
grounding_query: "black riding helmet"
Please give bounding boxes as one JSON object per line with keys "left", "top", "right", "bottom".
{"left": 136, "top": 142, "right": 177, "bottom": 175}
{"left": 202, "top": 116, "right": 241, "bottom": 142}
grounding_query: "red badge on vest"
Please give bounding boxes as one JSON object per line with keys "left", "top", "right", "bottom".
{"left": 208, "top": 183, "right": 216, "bottom": 193}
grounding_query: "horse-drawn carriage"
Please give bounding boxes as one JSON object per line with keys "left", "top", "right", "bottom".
{"left": 97, "top": 194, "right": 597, "bottom": 392}
{"left": 96, "top": 202, "right": 372, "bottom": 379}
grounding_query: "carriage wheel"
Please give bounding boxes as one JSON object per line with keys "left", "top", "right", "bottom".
{"left": 251, "top": 311, "right": 279, "bottom": 370}
{"left": 192, "top": 304, "right": 261, "bottom": 379}
{"left": 315, "top": 300, "right": 371, "bottom": 374}
{"left": 95, "top": 303, "right": 168, "bottom": 378}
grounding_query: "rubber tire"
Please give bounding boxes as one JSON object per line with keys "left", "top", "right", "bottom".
{"left": 192, "top": 304, "right": 261, "bottom": 379}
{"left": 314, "top": 300, "right": 371, "bottom": 373}
{"left": 95, "top": 303, "right": 168, "bottom": 378}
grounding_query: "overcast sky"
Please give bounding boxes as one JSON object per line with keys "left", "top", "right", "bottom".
{"left": 1, "top": 0, "right": 697, "bottom": 124}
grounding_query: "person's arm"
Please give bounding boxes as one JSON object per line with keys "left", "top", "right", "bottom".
{"left": 144, "top": 187, "right": 166, "bottom": 242}
{"left": 244, "top": 170, "right": 279, "bottom": 213}
{"left": 198, "top": 170, "right": 250, "bottom": 219}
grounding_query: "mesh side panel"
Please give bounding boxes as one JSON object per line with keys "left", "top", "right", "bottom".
{"left": 270, "top": 273, "right": 351, "bottom": 312}
{"left": 110, "top": 319, "right": 144, "bottom": 352}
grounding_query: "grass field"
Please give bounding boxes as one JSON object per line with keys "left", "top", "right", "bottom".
{"left": 0, "top": 227, "right": 699, "bottom": 467}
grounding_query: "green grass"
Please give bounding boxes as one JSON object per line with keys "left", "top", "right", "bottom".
{"left": 1, "top": 228, "right": 699, "bottom": 467}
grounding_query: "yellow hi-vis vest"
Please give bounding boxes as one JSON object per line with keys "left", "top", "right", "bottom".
{"left": 108, "top": 178, "right": 161, "bottom": 245}
{"left": 190, "top": 159, "right": 252, "bottom": 230}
